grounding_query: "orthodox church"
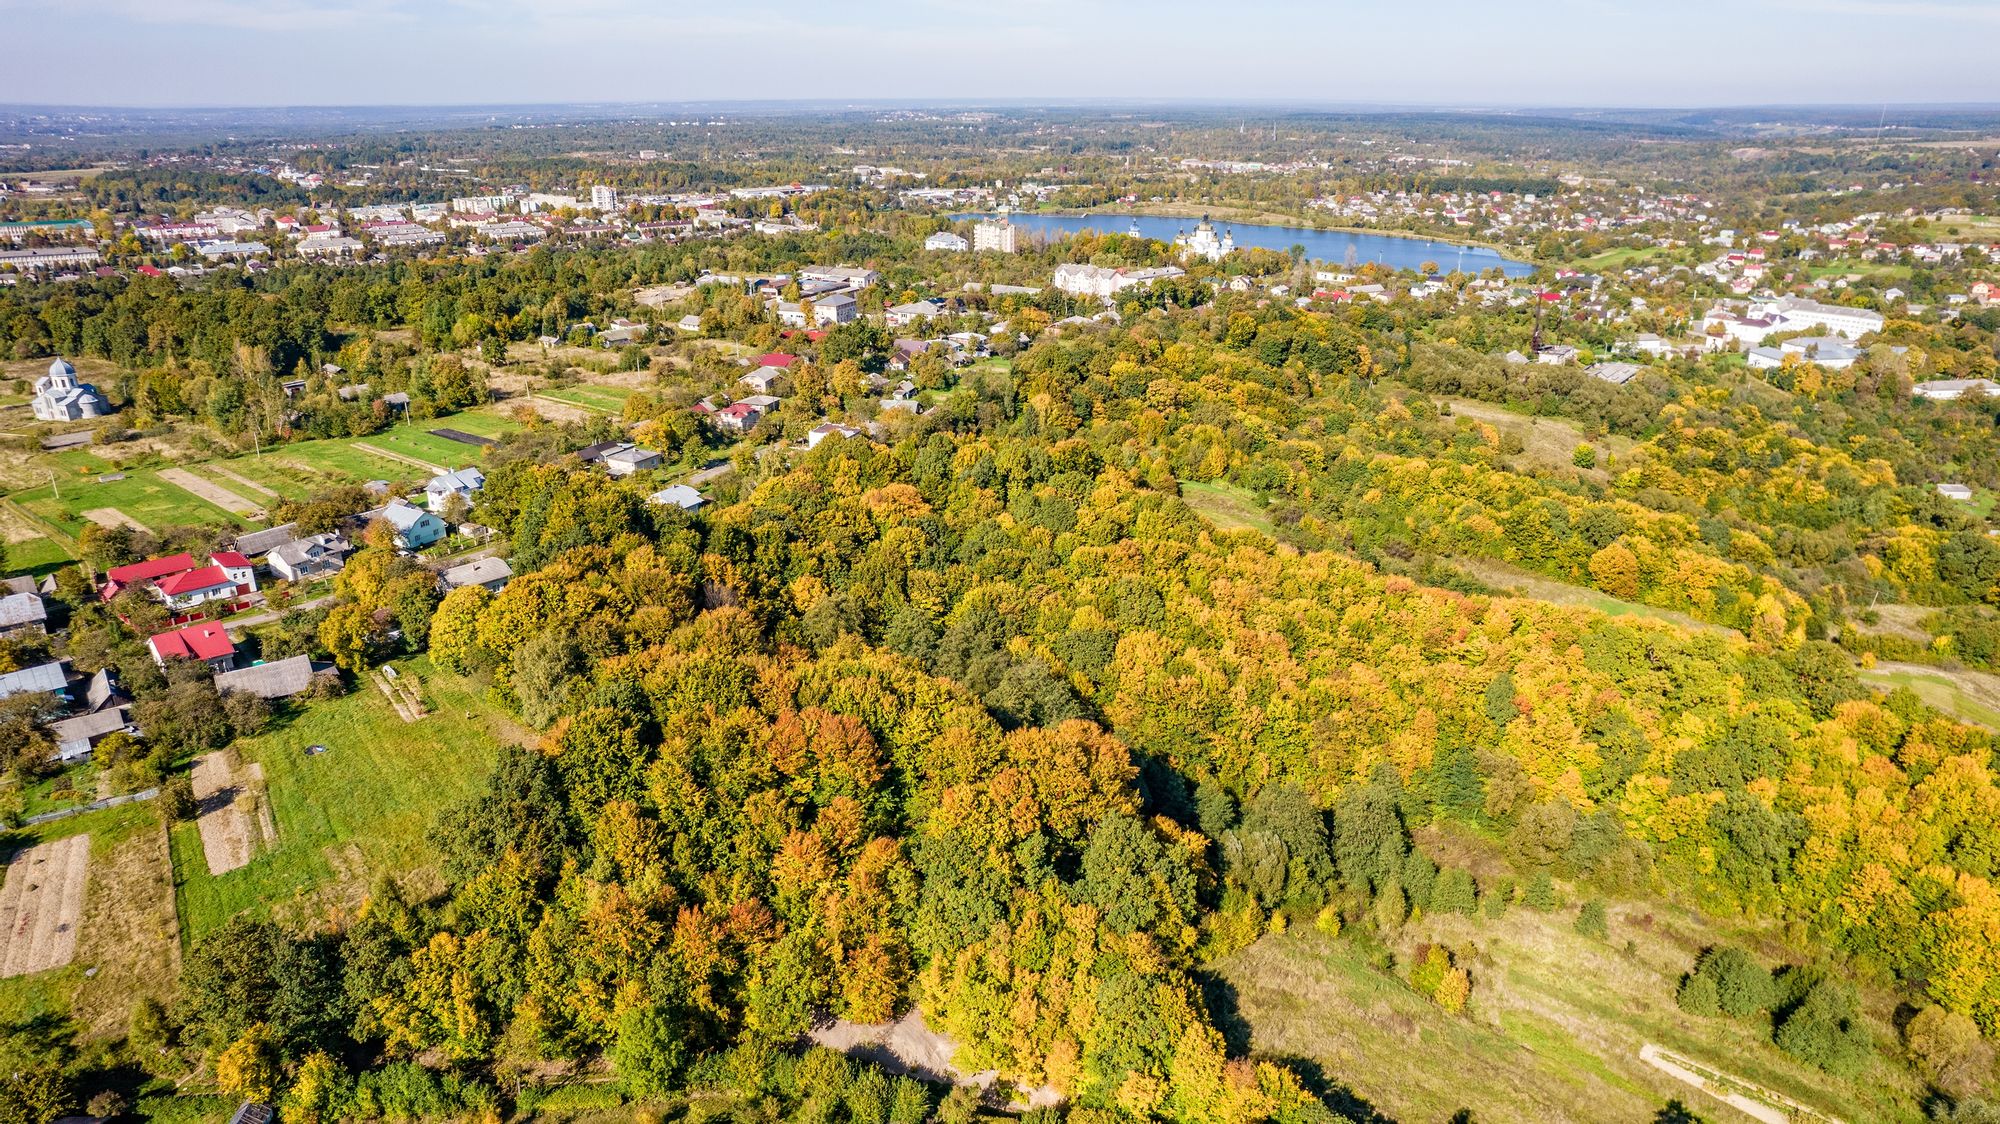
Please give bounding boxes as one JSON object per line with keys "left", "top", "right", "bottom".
{"left": 32, "top": 359, "right": 112, "bottom": 423}
{"left": 1176, "top": 216, "right": 1235, "bottom": 263}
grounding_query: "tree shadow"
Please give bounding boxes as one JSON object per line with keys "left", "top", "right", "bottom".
{"left": 1268, "top": 1053, "right": 1401, "bottom": 1124}
{"left": 1195, "top": 970, "right": 1252, "bottom": 1057}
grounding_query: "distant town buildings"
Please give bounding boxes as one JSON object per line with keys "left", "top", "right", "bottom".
{"left": 973, "top": 218, "right": 1018, "bottom": 254}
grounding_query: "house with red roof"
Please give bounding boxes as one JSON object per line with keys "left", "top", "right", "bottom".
{"left": 101, "top": 550, "right": 256, "bottom": 612}
{"left": 100, "top": 553, "right": 197, "bottom": 602}
{"left": 147, "top": 623, "right": 238, "bottom": 671}
{"left": 712, "top": 401, "right": 764, "bottom": 433}
{"left": 756, "top": 352, "right": 800, "bottom": 369}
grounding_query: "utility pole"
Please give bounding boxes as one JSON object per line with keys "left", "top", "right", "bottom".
{"left": 48, "top": 469, "right": 57, "bottom": 500}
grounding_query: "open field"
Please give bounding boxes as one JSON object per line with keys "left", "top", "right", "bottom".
{"left": 0, "top": 806, "right": 181, "bottom": 1037}
{"left": 16, "top": 468, "right": 250, "bottom": 539}
{"left": 1862, "top": 661, "right": 2000, "bottom": 729}
{"left": 1216, "top": 899, "right": 1922, "bottom": 1124}
{"left": 0, "top": 833, "right": 90, "bottom": 978}
{"left": 1182, "top": 480, "right": 1275, "bottom": 535}
{"left": 1448, "top": 556, "right": 1738, "bottom": 636}
{"left": 169, "top": 659, "right": 505, "bottom": 938}
{"left": 539, "top": 384, "right": 630, "bottom": 413}
{"left": 1437, "top": 396, "right": 1635, "bottom": 477}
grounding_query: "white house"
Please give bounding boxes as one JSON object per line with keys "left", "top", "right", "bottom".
{"left": 1939, "top": 483, "right": 1975, "bottom": 501}
{"left": 267, "top": 533, "right": 351, "bottom": 583}
{"left": 925, "top": 232, "right": 969, "bottom": 252}
{"left": 648, "top": 484, "right": 706, "bottom": 511}
{"left": 424, "top": 467, "right": 486, "bottom": 513}
{"left": 442, "top": 557, "right": 513, "bottom": 593}
{"left": 813, "top": 293, "right": 859, "bottom": 325}
{"left": 1914, "top": 378, "right": 2000, "bottom": 402}
{"left": 885, "top": 300, "right": 944, "bottom": 328}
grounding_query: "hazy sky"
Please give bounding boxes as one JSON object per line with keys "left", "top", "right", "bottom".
{"left": 3, "top": 0, "right": 1997, "bottom": 107}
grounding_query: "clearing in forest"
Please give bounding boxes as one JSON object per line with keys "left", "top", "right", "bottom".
{"left": 0, "top": 833, "right": 90, "bottom": 977}
{"left": 158, "top": 467, "right": 263, "bottom": 518}
{"left": 192, "top": 752, "right": 276, "bottom": 875}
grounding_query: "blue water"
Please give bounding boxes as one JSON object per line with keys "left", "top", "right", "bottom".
{"left": 955, "top": 212, "right": 1534, "bottom": 277}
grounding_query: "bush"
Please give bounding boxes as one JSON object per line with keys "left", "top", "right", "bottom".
{"left": 1676, "top": 971, "right": 1722, "bottom": 1017}
{"left": 1523, "top": 870, "right": 1557, "bottom": 911}
{"left": 1572, "top": 443, "right": 1597, "bottom": 469}
{"left": 157, "top": 774, "right": 196, "bottom": 822}
{"left": 1774, "top": 976, "right": 1872, "bottom": 1076}
{"left": 1701, "top": 947, "right": 1775, "bottom": 1019}
{"left": 1575, "top": 899, "right": 1608, "bottom": 939}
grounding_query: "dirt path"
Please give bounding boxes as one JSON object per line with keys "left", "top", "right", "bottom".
{"left": 83, "top": 507, "right": 151, "bottom": 534}
{"left": 192, "top": 752, "right": 272, "bottom": 875}
{"left": 810, "top": 1009, "right": 1060, "bottom": 1109}
{"left": 0, "top": 833, "right": 91, "bottom": 977}
{"left": 352, "top": 442, "right": 446, "bottom": 476}
{"left": 374, "top": 668, "right": 425, "bottom": 722}
{"left": 206, "top": 464, "right": 281, "bottom": 499}
{"left": 159, "top": 467, "right": 263, "bottom": 518}
{"left": 1639, "top": 1043, "right": 1842, "bottom": 1124}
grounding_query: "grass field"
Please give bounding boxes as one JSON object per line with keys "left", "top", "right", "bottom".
{"left": 541, "top": 384, "right": 631, "bottom": 413}
{"left": 0, "top": 802, "right": 178, "bottom": 1036}
{"left": 1217, "top": 897, "right": 1923, "bottom": 1123}
{"left": 5, "top": 534, "right": 73, "bottom": 574}
{"left": 168, "top": 658, "right": 506, "bottom": 939}
{"left": 1182, "top": 480, "right": 1275, "bottom": 534}
{"left": 1861, "top": 662, "right": 2000, "bottom": 730}
{"left": 13, "top": 468, "right": 252, "bottom": 538}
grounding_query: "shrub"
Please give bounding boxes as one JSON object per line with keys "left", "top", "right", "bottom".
{"left": 1575, "top": 899, "right": 1608, "bottom": 939}
{"left": 1676, "top": 971, "right": 1722, "bottom": 1017}
{"left": 1774, "top": 976, "right": 1871, "bottom": 1076}
{"left": 1702, "top": 947, "right": 1775, "bottom": 1019}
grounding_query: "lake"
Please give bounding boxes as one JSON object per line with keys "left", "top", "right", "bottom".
{"left": 955, "top": 212, "right": 1535, "bottom": 277}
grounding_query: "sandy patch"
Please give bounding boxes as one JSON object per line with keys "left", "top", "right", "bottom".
{"left": 0, "top": 833, "right": 91, "bottom": 977}
{"left": 0, "top": 503, "right": 44, "bottom": 544}
{"left": 192, "top": 752, "right": 274, "bottom": 875}
{"left": 159, "top": 467, "right": 263, "bottom": 518}
{"left": 83, "top": 507, "right": 151, "bottom": 534}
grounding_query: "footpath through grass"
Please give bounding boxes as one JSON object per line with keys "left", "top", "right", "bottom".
{"left": 169, "top": 658, "right": 505, "bottom": 939}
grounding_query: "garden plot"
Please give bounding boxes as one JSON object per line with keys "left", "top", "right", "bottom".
{"left": 192, "top": 752, "right": 276, "bottom": 875}
{"left": 82, "top": 507, "right": 151, "bottom": 534}
{"left": 158, "top": 467, "right": 264, "bottom": 518}
{"left": 0, "top": 833, "right": 90, "bottom": 977}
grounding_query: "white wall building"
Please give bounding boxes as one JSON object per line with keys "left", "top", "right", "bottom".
{"left": 973, "top": 219, "right": 1018, "bottom": 253}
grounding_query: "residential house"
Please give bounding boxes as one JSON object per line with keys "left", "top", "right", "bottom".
{"left": 369, "top": 499, "right": 447, "bottom": 551}
{"left": 148, "top": 623, "right": 237, "bottom": 671}
{"left": 48, "top": 706, "right": 137, "bottom": 764}
{"left": 424, "top": 467, "right": 486, "bottom": 513}
{"left": 812, "top": 293, "right": 859, "bottom": 325}
{"left": 100, "top": 553, "right": 199, "bottom": 602}
{"left": 441, "top": 557, "right": 513, "bottom": 593}
{"left": 925, "top": 232, "right": 970, "bottom": 252}
{"left": 155, "top": 560, "right": 254, "bottom": 614}
{"left": 1939, "top": 483, "right": 1975, "bottom": 501}
{"left": 602, "top": 444, "right": 664, "bottom": 477}
{"left": 1586, "top": 362, "right": 1642, "bottom": 386}
{"left": 267, "top": 533, "right": 352, "bottom": 583}
{"left": 1535, "top": 345, "right": 1582, "bottom": 366}
{"left": 805, "top": 422, "right": 865, "bottom": 449}
{"left": 713, "top": 402, "right": 764, "bottom": 433}
{"left": 677, "top": 314, "right": 704, "bottom": 333}
{"left": 233, "top": 523, "right": 300, "bottom": 557}
{"left": 885, "top": 300, "right": 944, "bottom": 328}
{"left": 215, "top": 654, "right": 319, "bottom": 700}
{"left": 648, "top": 484, "right": 706, "bottom": 512}
{"left": 0, "top": 661, "right": 68, "bottom": 703}
{"left": 740, "top": 367, "right": 789, "bottom": 395}
{"left": 0, "top": 592, "right": 47, "bottom": 638}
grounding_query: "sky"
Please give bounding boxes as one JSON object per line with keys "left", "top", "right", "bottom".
{"left": 3, "top": 0, "right": 1998, "bottom": 108}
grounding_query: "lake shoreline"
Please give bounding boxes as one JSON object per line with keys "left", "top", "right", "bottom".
{"left": 955, "top": 207, "right": 1535, "bottom": 274}
{"left": 1070, "top": 202, "right": 1532, "bottom": 259}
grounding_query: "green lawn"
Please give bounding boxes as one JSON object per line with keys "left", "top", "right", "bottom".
{"left": 5, "top": 535, "right": 74, "bottom": 574}
{"left": 541, "top": 385, "right": 631, "bottom": 413}
{"left": 14, "top": 469, "right": 252, "bottom": 538}
{"left": 169, "top": 658, "right": 506, "bottom": 939}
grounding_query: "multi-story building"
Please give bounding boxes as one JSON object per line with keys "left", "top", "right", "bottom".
{"left": 973, "top": 219, "right": 1017, "bottom": 253}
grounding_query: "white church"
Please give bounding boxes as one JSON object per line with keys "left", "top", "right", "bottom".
{"left": 1176, "top": 216, "right": 1235, "bottom": 263}
{"left": 32, "top": 359, "right": 112, "bottom": 423}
